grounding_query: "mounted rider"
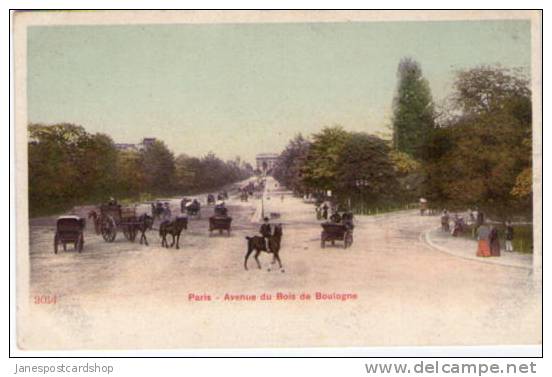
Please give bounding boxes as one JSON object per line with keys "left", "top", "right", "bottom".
{"left": 259, "top": 217, "right": 272, "bottom": 251}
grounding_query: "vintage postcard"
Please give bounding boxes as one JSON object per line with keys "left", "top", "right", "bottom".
{"left": 13, "top": 10, "right": 542, "bottom": 353}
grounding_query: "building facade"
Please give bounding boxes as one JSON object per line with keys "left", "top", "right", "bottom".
{"left": 115, "top": 137, "right": 157, "bottom": 152}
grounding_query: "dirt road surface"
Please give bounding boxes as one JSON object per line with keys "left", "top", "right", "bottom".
{"left": 20, "top": 177, "right": 541, "bottom": 350}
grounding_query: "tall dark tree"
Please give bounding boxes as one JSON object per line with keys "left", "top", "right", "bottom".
{"left": 392, "top": 58, "right": 435, "bottom": 160}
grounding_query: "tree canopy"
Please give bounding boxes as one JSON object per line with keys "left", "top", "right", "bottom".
{"left": 423, "top": 66, "right": 532, "bottom": 218}
{"left": 301, "top": 126, "right": 351, "bottom": 192}
{"left": 27, "top": 123, "right": 252, "bottom": 216}
{"left": 392, "top": 58, "right": 435, "bottom": 160}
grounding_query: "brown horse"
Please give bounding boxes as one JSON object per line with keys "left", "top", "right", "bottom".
{"left": 244, "top": 224, "right": 283, "bottom": 271}
{"left": 159, "top": 216, "right": 188, "bottom": 249}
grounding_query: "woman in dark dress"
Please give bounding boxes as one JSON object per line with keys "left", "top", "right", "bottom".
{"left": 489, "top": 226, "right": 501, "bottom": 257}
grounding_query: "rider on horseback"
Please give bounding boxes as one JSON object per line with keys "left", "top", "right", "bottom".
{"left": 260, "top": 217, "right": 272, "bottom": 251}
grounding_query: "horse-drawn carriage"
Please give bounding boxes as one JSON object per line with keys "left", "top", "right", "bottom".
{"left": 54, "top": 216, "right": 86, "bottom": 253}
{"left": 97, "top": 203, "right": 140, "bottom": 242}
{"left": 209, "top": 216, "right": 232, "bottom": 236}
{"left": 320, "top": 222, "right": 354, "bottom": 249}
{"left": 209, "top": 203, "right": 232, "bottom": 236}
{"left": 181, "top": 198, "right": 201, "bottom": 217}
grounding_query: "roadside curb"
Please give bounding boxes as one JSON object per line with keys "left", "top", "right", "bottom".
{"left": 422, "top": 227, "right": 532, "bottom": 270}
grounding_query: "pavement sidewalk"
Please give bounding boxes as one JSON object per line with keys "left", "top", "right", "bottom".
{"left": 424, "top": 227, "right": 532, "bottom": 269}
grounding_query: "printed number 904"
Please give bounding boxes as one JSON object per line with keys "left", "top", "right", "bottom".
{"left": 33, "top": 295, "right": 57, "bottom": 304}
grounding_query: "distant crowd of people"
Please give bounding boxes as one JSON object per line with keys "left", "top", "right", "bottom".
{"left": 439, "top": 208, "right": 515, "bottom": 257}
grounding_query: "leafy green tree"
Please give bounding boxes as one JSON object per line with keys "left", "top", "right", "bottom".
{"left": 392, "top": 58, "right": 435, "bottom": 160}
{"left": 272, "top": 134, "right": 310, "bottom": 194}
{"left": 389, "top": 149, "right": 423, "bottom": 201}
{"left": 424, "top": 66, "right": 532, "bottom": 218}
{"left": 301, "top": 126, "right": 350, "bottom": 192}
{"left": 140, "top": 140, "right": 176, "bottom": 194}
{"left": 116, "top": 150, "right": 146, "bottom": 197}
{"left": 28, "top": 123, "right": 118, "bottom": 215}
{"left": 336, "top": 133, "right": 399, "bottom": 206}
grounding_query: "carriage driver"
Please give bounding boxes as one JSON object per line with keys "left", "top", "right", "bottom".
{"left": 260, "top": 217, "right": 272, "bottom": 250}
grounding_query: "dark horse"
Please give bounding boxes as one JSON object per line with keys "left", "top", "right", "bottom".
{"left": 134, "top": 213, "right": 154, "bottom": 245}
{"left": 244, "top": 224, "right": 283, "bottom": 271}
{"left": 159, "top": 216, "right": 188, "bottom": 249}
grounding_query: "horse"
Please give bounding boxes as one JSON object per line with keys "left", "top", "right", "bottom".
{"left": 134, "top": 213, "right": 154, "bottom": 245}
{"left": 159, "top": 216, "right": 188, "bottom": 249}
{"left": 207, "top": 194, "right": 215, "bottom": 205}
{"left": 244, "top": 224, "right": 283, "bottom": 271}
{"left": 87, "top": 210, "right": 101, "bottom": 235}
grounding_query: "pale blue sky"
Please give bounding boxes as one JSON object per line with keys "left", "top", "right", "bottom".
{"left": 27, "top": 20, "right": 530, "bottom": 163}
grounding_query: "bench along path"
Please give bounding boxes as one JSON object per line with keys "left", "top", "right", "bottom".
{"left": 23, "top": 179, "right": 541, "bottom": 350}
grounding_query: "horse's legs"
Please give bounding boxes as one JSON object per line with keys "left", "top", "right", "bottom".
{"left": 244, "top": 246, "right": 253, "bottom": 270}
{"left": 140, "top": 228, "right": 148, "bottom": 246}
{"left": 170, "top": 233, "right": 175, "bottom": 248}
{"left": 274, "top": 253, "right": 283, "bottom": 269}
{"left": 175, "top": 233, "right": 180, "bottom": 249}
{"left": 254, "top": 250, "right": 261, "bottom": 269}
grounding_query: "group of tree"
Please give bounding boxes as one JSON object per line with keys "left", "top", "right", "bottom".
{"left": 421, "top": 66, "right": 532, "bottom": 219}
{"left": 273, "top": 126, "right": 402, "bottom": 210}
{"left": 273, "top": 60, "right": 533, "bottom": 220}
{"left": 28, "top": 124, "right": 253, "bottom": 216}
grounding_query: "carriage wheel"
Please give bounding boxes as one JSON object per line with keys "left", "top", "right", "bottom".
{"left": 129, "top": 227, "right": 137, "bottom": 242}
{"left": 54, "top": 234, "right": 59, "bottom": 254}
{"left": 77, "top": 234, "right": 84, "bottom": 252}
{"left": 100, "top": 215, "right": 117, "bottom": 242}
{"left": 123, "top": 225, "right": 135, "bottom": 241}
{"left": 344, "top": 232, "right": 353, "bottom": 248}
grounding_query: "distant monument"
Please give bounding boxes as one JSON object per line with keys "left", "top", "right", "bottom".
{"left": 115, "top": 137, "right": 157, "bottom": 152}
{"left": 255, "top": 153, "right": 279, "bottom": 175}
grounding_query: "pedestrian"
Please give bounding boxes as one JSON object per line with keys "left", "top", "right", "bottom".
{"left": 476, "top": 209, "right": 485, "bottom": 228}
{"left": 476, "top": 223, "right": 491, "bottom": 257}
{"left": 322, "top": 203, "right": 329, "bottom": 220}
{"left": 441, "top": 210, "right": 450, "bottom": 232}
{"left": 489, "top": 225, "right": 501, "bottom": 257}
{"left": 505, "top": 221, "right": 514, "bottom": 252}
{"left": 419, "top": 198, "right": 427, "bottom": 216}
